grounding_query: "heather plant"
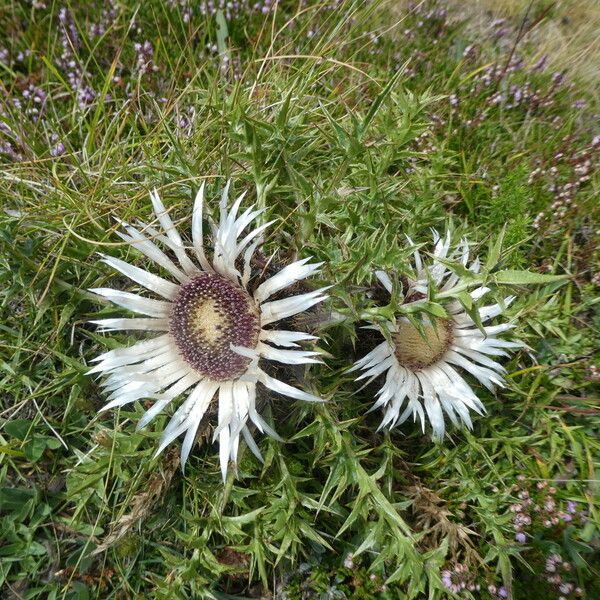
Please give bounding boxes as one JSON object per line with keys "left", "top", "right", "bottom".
{"left": 0, "top": 1, "right": 598, "bottom": 599}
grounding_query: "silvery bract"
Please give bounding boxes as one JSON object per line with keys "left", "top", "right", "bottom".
{"left": 351, "top": 232, "right": 521, "bottom": 438}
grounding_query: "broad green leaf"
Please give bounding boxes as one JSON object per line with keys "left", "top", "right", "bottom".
{"left": 494, "top": 269, "right": 568, "bottom": 285}
{"left": 223, "top": 507, "right": 264, "bottom": 525}
{"left": 4, "top": 419, "right": 32, "bottom": 440}
{"left": 401, "top": 300, "right": 447, "bottom": 319}
{"left": 0, "top": 487, "right": 37, "bottom": 511}
{"left": 24, "top": 434, "right": 47, "bottom": 462}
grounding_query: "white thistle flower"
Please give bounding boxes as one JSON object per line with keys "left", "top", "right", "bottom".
{"left": 88, "top": 182, "right": 328, "bottom": 479}
{"left": 351, "top": 231, "right": 521, "bottom": 439}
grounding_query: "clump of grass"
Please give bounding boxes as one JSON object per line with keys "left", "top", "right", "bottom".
{"left": 0, "top": 0, "right": 598, "bottom": 598}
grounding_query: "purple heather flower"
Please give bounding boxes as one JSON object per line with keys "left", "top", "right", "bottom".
{"left": 515, "top": 532, "right": 526, "bottom": 543}
{"left": 0, "top": 141, "right": 24, "bottom": 161}
{"left": 50, "top": 142, "right": 66, "bottom": 157}
{"left": 532, "top": 55, "right": 548, "bottom": 71}
{"left": 58, "top": 7, "right": 80, "bottom": 49}
{"left": 16, "top": 49, "right": 32, "bottom": 63}
{"left": 441, "top": 570, "right": 453, "bottom": 588}
{"left": 78, "top": 86, "right": 96, "bottom": 109}
{"left": 134, "top": 40, "right": 156, "bottom": 75}
{"left": 566, "top": 500, "right": 578, "bottom": 514}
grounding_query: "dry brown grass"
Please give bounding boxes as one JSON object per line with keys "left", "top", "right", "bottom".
{"left": 451, "top": 0, "right": 600, "bottom": 94}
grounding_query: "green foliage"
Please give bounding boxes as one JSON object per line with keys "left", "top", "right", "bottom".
{"left": 483, "top": 167, "right": 532, "bottom": 265}
{"left": 0, "top": 0, "right": 598, "bottom": 598}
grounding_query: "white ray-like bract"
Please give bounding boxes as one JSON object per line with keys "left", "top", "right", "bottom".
{"left": 352, "top": 231, "right": 522, "bottom": 439}
{"left": 89, "top": 182, "right": 328, "bottom": 479}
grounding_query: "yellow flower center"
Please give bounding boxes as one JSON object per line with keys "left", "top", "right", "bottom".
{"left": 190, "top": 298, "right": 227, "bottom": 346}
{"left": 392, "top": 318, "right": 453, "bottom": 371}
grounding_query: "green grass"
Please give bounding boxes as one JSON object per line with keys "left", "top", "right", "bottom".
{"left": 0, "top": 0, "right": 598, "bottom": 598}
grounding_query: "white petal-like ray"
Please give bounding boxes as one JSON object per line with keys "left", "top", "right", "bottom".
{"left": 254, "top": 258, "right": 323, "bottom": 303}
{"left": 429, "top": 231, "right": 451, "bottom": 285}
{"left": 235, "top": 220, "right": 277, "bottom": 260}
{"left": 99, "top": 254, "right": 179, "bottom": 300}
{"left": 241, "top": 237, "right": 262, "bottom": 288}
{"left": 137, "top": 222, "right": 198, "bottom": 277}
{"left": 101, "top": 351, "right": 183, "bottom": 385}
{"left": 150, "top": 190, "right": 185, "bottom": 250}
{"left": 111, "top": 355, "right": 186, "bottom": 382}
{"left": 115, "top": 222, "right": 187, "bottom": 283}
{"left": 451, "top": 345, "right": 506, "bottom": 372}
{"left": 190, "top": 182, "right": 213, "bottom": 272}
{"left": 149, "top": 190, "right": 199, "bottom": 276}
{"left": 136, "top": 371, "right": 201, "bottom": 430}
{"left": 180, "top": 380, "right": 220, "bottom": 468}
{"left": 90, "top": 317, "right": 169, "bottom": 332}
{"left": 258, "top": 370, "right": 322, "bottom": 403}
{"left": 437, "top": 392, "right": 460, "bottom": 428}
{"left": 374, "top": 270, "right": 393, "bottom": 293}
{"left": 369, "top": 364, "right": 403, "bottom": 413}
{"left": 236, "top": 207, "right": 265, "bottom": 237}
{"left": 376, "top": 365, "right": 409, "bottom": 423}
{"left": 229, "top": 381, "right": 251, "bottom": 465}
{"left": 260, "top": 329, "right": 318, "bottom": 348}
{"left": 384, "top": 372, "right": 421, "bottom": 431}
{"left": 260, "top": 288, "right": 329, "bottom": 326}
{"left": 89, "top": 288, "right": 171, "bottom": 317}
{"left": 154, "top": 379, "right": 218, "bottom": 463}
{"left": 120, "top": 361, "right": 190, "bottom": 395}
{"left": 258, "top": 343, "right": 322, "bottom": 365}
{"left": 218, "top": 191, "right": 249, "bottom": 265}
{"left": 444, "top": 349, "right": 503, "bottom": 391}
{"left": 99, "top": 383, "right": 162, "bottom": 411}
{"left": 435, "top": 362, "right": 485, "bottom": 414}
{"left": 422, "top": 367, "right": 461, "bottom": 422}
{"left": 242, "top": 425, "right": 263, "bottom": 462}
{"left": 89, "top": 334, "right": 172, "bottom": 369}
{"left": 246, "top": 382, "right": 282, "bottom": 440}
{"left": 348, "top": 341, "right": 391, "bottom": 373}
{"left": 217, "top": 381, "right": 234, "bottom": 480}
{"left": 416, "top": 372, "right": 445, "bottom": 439}
{"left": 355, "top": 355, "right": 394, "bottom": 382}
{"left": 219, "top": 180, "right": 232, "bottom": 227}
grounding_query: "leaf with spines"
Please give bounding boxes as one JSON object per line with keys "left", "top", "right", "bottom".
{"left": 486, "top": 224, "right": 507, "bottom": 271}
